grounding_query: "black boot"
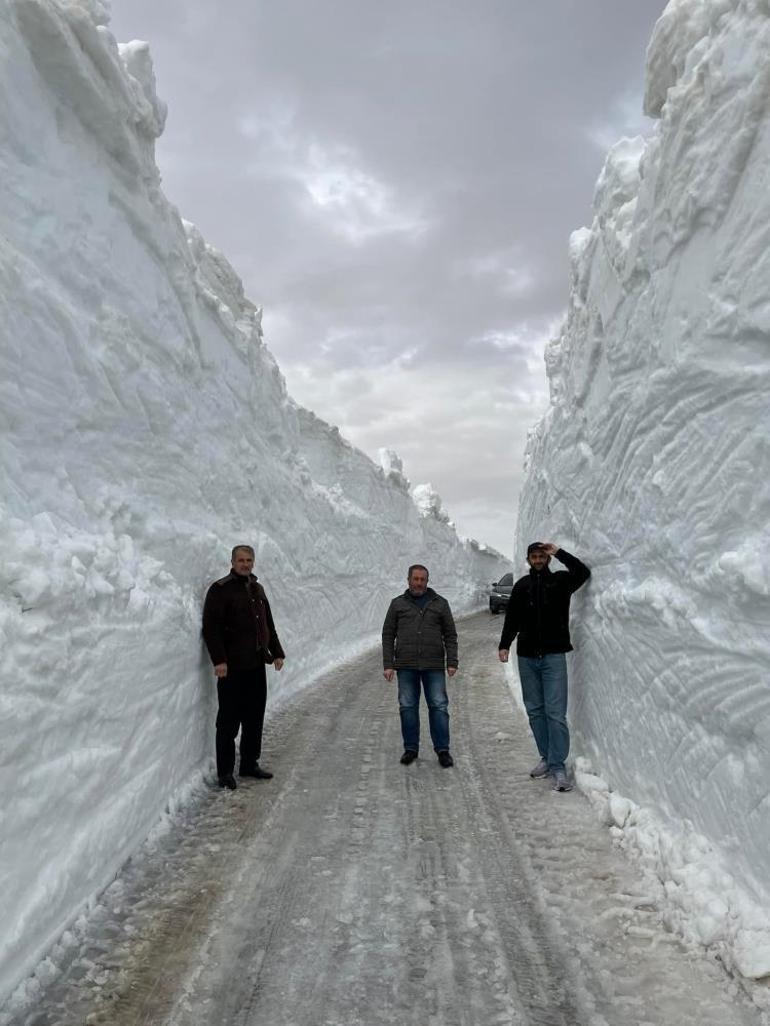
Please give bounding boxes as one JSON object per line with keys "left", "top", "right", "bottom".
{"left": 240, "top": 763, "right": 274, "bottom": 780}
{"left": 218, "top": 774, "right": 237, "bottom": 790}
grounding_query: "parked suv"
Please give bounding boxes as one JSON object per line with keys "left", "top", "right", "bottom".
{"left": 489, "top": 573, "right": 514, "bottom": 614}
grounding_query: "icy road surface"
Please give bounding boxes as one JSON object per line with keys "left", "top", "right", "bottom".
{"left": 5, "top": 614, "right": 763, "bottom": 1026}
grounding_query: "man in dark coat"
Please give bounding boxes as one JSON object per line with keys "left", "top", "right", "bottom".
{"left": 382, "top": 564, "right": 458, "bottom": 768}
{"left": 498, "top": 542, "right": 590, "bottom": 792}
{"left": 202, "top": 545, "right": 285, "bottom": 790}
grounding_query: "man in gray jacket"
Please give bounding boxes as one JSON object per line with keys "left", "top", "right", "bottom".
{"left": 382, "top": 564, "right": 458, "bottom": 767}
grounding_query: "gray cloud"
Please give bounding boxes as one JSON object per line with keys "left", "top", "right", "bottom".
{"left": 111, "top": 0, "right": 667, "bottom": 555}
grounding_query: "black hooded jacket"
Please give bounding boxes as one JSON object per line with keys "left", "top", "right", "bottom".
{"left": 498, "top": 549, "right": 590, "bottom": 657}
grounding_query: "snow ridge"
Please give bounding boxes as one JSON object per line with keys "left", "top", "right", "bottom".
{"left": 0, "top": 0, "right": 509, "bottom": 1005}
{"left": 517, "top": 0, "right": 770, "bottom": 981}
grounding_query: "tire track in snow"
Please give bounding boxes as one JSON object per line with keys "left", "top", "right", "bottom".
{"left": 3, "top": 614, "right": 765, "bottom": 1026}
{"left": 170, "top": 690, "right": 396, "bottom": 1026}
{"left": 454, "top": 615, "right": 763, "bottom": 1026}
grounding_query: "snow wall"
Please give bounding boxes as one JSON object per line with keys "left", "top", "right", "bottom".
{"left": 517, "top": 0, "right": 770, "bottom": 979}
{"left": 0, "top": 0, "right": 510, "bottom": 1003}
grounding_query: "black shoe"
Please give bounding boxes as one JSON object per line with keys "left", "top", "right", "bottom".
{"left": 400, "top": 750, "right": 418, "bottom": 765}
{"left": 240, "top": 764, "right": 274, "bottom": 780}
{"left": 437, "top": 750, "right": 454, "bottom": 768}
{"left": 218, "top": 774, "right": 237, "bottom": 790}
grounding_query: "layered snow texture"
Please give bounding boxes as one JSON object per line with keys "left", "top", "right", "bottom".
{"left": 0, "top": 0, "right": 509, "bottom": 1005}
{"left": 518, "top": 0, "right": 770, "bottom": 980}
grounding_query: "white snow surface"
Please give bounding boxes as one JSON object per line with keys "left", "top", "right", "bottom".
{"left": 0, "top": 0, "right": 509, "bottom": 1005}
{"left": 412, "top": 482, "right": 451, "bottom": 524}
{"left": 517, "top": 0, "right": 770, "bottom": 982}
{"left": 3, "top": 616, "right": 766, "bottom": 1026}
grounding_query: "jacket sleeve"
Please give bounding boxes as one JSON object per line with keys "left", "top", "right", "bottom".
{"left": 498, "top": 586, "right": 520, "bottom": 651}
{"left": 263, "top": 595, "right": 286, "bottom": 660}
{"left": 441, "top": 602, "right": 458, "bottom": 668}
{"left": 382, "top": 600, "right": 397, "bottom": 669}
{"left": 202, "top": 585, "right": 227, "bottom": 666}
{"left": 555, "top": 548, "right": 591, "bottom": 592}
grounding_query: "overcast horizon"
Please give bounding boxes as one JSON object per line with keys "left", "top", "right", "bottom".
{"left": 110, "top": 1, "right": 667, "bottom": 558}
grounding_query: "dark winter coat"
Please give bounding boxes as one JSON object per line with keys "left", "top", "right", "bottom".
{"left": 498, "top": 549, "right": 590, "bottom": 657}
{"left": 382, "top": 588, "right": 458, "bottom": 671}
{"left": 202, "top": 572, "right": 285, "bottom": 671}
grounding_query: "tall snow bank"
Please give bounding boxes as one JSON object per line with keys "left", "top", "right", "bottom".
{"left": 0, "top": 0, "right": 509, "bottom": 1005}
{"left": 517, "top": 0, "right": 770, "bottom": 979}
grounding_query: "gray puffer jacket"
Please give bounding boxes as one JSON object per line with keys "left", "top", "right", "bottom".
{"left": 382, "top": 589, "right": 458, "bottom": 670}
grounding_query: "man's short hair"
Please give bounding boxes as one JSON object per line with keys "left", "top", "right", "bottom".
{"left": 526, "top": 542, "right": 546, "bottom": 556}
{"left": 408, "top": 563, "right": 429, "bottom": 580}
{"left": 231, "top": 544, "right": 255, "bottom": 560}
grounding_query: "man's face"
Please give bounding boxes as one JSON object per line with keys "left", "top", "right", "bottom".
{"left": 527, "top": 549, "right": 550, "bottom": 571}
{"left": 231, "top": 549, "right": 255, "bottom": 576}
{"left": 408, "top": 569, "right": 429, "bottom": 595}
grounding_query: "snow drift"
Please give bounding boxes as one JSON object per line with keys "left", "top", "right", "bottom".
{"left": 0, "top": 0, "right": 509, "bottom": 1004}
{"left": 517, "top": 0, "right": 770, "bottom": 979}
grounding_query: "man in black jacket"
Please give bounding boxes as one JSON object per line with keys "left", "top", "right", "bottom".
{"left": 202, "top": 545, "right": 285, "bottom": 790}
{"left": 498, "top": 542, "right": 590, "bottom": 792}
{"left": 382, "top": 564, "right": 458, "bottom": 768}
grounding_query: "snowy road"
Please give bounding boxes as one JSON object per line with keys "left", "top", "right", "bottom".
{"left": 5, "top": 613, "right": 763, "bottom": 1026}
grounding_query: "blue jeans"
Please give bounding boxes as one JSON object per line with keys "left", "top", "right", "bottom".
{"left": 517, "top": 653, "right": 569, "bottom": 773}
{"left": 397, "top": 669, "right": 450, "bottom": 752}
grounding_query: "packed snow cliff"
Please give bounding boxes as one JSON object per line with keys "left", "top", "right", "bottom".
{"left": 517, "top": 0, "right": 770, "bottom": 981}
{"left": 0, "top": 0, "right": 509, "bottom": 1005}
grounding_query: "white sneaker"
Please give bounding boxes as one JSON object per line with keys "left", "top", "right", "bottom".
{"left": 551, "top": 770, "right": 573, "bottom": 792}
{"left": 529, "top": 758, "right": 549, "bottom": 778}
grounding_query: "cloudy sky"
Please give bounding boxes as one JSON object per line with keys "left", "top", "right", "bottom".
{"left": 110, "top": 1, "right": 666, "bottom": 557}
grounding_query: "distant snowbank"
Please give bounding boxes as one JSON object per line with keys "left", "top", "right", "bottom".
{"left": 517, "top": 0, "right": 770, "bottom": 982}
{"left": 0, "top": 0, "right": 509, "bottom": 1006}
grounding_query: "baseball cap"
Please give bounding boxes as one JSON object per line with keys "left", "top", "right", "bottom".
{"left": 526, "top": 541, "right": 546, "bottom": 555}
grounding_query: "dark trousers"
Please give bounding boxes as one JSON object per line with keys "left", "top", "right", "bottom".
{"left": 215, "top": 662, "right": 268, "bottom": 778}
